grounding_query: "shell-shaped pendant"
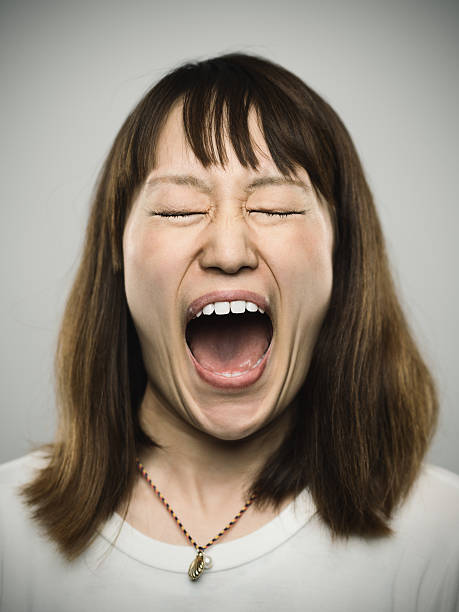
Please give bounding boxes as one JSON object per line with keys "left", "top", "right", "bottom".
{"left": 188, "top": 550, "right": 205, "bottom": 581}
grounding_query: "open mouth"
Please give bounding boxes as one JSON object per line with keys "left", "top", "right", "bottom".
{"left": 185, "top": 309, "right": 273, "bottom": 379}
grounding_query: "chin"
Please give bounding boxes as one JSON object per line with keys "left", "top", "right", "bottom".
{"left": 193, "top": 402, "right": 279, "bottom": 442}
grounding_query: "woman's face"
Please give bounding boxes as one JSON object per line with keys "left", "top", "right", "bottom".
{"left": 123, "top": 105, "right": 334, "bottom": 440}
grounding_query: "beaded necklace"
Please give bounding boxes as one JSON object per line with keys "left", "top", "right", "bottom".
{"left": 136, "top": 459, "right": 256, "bottom": 581}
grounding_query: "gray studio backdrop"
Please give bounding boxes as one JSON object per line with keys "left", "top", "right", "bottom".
{"left": 1, "top": 0, "right": 458, "bottom": 472}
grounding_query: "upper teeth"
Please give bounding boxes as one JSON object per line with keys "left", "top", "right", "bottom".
{"left": 195, "top": 300, "right": 265, "bottom": 318}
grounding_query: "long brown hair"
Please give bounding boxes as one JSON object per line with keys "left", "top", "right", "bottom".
{"left": 20, "top": 53, "right": 438, "bottom": 560}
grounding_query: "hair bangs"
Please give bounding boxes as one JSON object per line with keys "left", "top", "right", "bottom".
{"left": 176, "top": 59, "right": 310, "bottom": 180}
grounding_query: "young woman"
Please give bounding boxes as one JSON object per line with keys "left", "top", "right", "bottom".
{"left": 1, "top": 53, "right": 458, "bottom": 612}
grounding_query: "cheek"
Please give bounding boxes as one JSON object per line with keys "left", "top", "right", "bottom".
{"left": 123, "top": 225, "right": 188, "bottom": 329}
{"left": 271, "top": 223, "right": 333, "bottom": 305}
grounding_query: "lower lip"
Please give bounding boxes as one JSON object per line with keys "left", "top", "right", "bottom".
{"left": 186, "top": 342, "right": 272, "bottom": 390}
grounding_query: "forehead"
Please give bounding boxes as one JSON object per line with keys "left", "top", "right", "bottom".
{"left": 154, "top": 103, "right": 279, "bottom": 177}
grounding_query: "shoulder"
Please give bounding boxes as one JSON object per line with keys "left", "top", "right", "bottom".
{"left": 0, "top": 448, "right": 59, "bottom": 563}
{"left": 393, "top": 463, "right": 459, "bottom": 533}
{"left": 0, "top": 447, "right": 50, "bottom": 489}
{"left": 0, "top": 448, "right": 51, "bottom": 529}
{"left": 384, "top": 464, "right": 459, "bottom": 610}
{"left": 421, "top": 463, "right": 459, "bottom": 493}
{"left": 390, "top": 463, "right": 459, "bottom": 564}
{"left": 400, "top": 463, "right": 459, "bottom": 521}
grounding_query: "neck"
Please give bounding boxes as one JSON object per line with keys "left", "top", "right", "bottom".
{"left": 136, "top": 383, "right": 291, "bottom": 510}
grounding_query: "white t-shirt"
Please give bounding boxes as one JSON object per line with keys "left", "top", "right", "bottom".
{"left": 1, "top": 450, "right": 459, "bottom": 612}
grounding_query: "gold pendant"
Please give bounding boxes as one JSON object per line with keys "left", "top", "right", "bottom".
{"left": 188, "top": 550, "right": 205, "bottom": 581}
{"left": 188, "top": 550, "right": 212, "bottom": 581}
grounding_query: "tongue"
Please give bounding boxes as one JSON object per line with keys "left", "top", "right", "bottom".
{"left": 188, "top": 313, "right": 270, "bottom": 374}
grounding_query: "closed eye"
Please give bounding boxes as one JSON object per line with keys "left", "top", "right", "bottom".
{"left": 151, "top": 212, "right": 203, "bottom": 219}
{"left": 150, "top": 210, "right": 306, "bottom": 220}
{"left": 249, "top": 211, "right": 306, "bottom": 218}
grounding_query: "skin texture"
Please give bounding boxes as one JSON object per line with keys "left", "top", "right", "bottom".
{"left": 120, "top": 105, "right": 334, "bottom": 545}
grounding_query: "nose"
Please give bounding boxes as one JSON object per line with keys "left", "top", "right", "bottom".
{"left": 198, "top": 207, "right": 258, "bottom": 274}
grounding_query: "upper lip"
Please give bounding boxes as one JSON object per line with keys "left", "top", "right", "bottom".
{"left": 186, "top": 290, "right": 271, "bottom": 324}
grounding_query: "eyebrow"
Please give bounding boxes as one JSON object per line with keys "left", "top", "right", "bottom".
{"left": 145, "top": 174, "right": 212, "bottom": 194}
{"left": 145, "top": 174, "right": 311, "bottom": 195}
{"left": 244, "top": 176, "right": 311, "bottom": 194}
